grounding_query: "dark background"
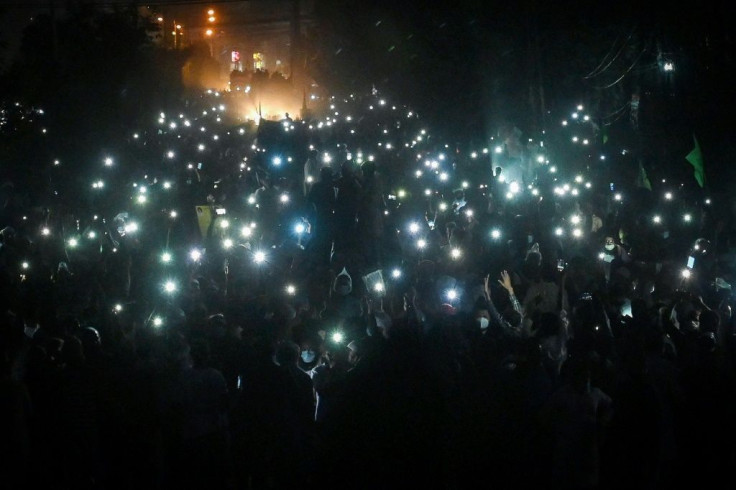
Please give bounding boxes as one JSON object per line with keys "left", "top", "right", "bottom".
{"left": 1, "top": 0, "right": 734, "bottom": 191}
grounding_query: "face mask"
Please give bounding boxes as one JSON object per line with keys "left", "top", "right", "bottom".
{"left": 478, "top": 317, "right": 489, "bottom": 330}
{"left": 605, "top": 244, "right": 615, "bottom": 251}
{"left": 301, "top": 350, "right": 316, "bottom": 364}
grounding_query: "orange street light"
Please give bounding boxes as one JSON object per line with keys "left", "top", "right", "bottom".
{"left": 208, "top": 16, "right": 216, "bottom": 22}
{"left": 205, "top": 28, "right": 213, "bottom": 36}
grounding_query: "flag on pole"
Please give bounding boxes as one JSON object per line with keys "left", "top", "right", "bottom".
{"left": 635, "top": 161, "right": 652, "bottom": 190}
{"left": 685, "top": 135, "right": 706, "bottom": 188}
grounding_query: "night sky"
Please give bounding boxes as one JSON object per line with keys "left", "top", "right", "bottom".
{"left": 1, "top": 0, "right": 734, "bottom": 180}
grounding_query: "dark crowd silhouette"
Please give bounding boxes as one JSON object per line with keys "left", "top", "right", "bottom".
{"left": 1, "top": 89, "right": 736, "bottom": 490}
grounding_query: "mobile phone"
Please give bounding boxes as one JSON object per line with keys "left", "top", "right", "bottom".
{"left": 557, "top": 259, "right": 566, "bottom": 271}
{"left": 610, "top": 183, "right": 615, "bottom": 191}
{"left": 687, "top": 256, "right": 695, "bottom": 269}
{"left": 197, "top": 162, "right": 203, "bottom": 170}
{"left": 215, "top": 208, "right": 226, "bottom": 215}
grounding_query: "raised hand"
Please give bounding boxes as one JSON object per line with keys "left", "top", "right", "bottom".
{"left": 498, "top": 270, "right": 514, "bottom": 295}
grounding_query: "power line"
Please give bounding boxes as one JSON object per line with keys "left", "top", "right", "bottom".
{"left": 593, "top": 41, "right": 649, "bottom": 90}
{"left": 583, "top": 29, "right": 625, "bottom": 79}
{"left": 584, "top": 27, "right": 636, "bottom": 79}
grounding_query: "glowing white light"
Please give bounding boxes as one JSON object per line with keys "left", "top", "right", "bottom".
{"left": 68, "top": 238, "right": 78, "bottom": 247}
{"left": 491, "top": 229, "right": 501, "bottom": 239}
{"left": 272, "top": 156, "right": 282, "bottom": 166}
{"left": 555, "top": 227, "right": 564, "bottom": 236}
{"left": 417, "top": 239, "right": 427, "bottom": 249}
{"left": 332, "top": 332, "right": 344, "bottom": 343}
{"left": 439, "top": 172, "right": 449, "bottom": 181}
{"left": 219, "top": 219, "right": 230, "bottom": 229}
{"left": 374, "top": 282, "right": 385, "bottom": 293}
{"left": 665, "top": 192, "right": 673, "bottom": 200}
{"left": 409, "top": 222, "right": 420, "bottom": 234}
{"left": 254, "top": 251, "right": 266, "bottom": 264}
{"left": 88, "top": 231, "right": 96, "bottom": 239}
{"left": 571, "top": 215, "right": 581, "bottom": 225}
{"left": 41, "top": 227, "right": 50, "bottom": 236}
{"left": 509, "top": 181, "right": 521, "bottom": 194}
{"left": 280, "top": 194, "right": 290, "bottom": 203}
{"left": 124, "top": 222, "right": 138, "bottom": 233}
{"left": 286, "top": 284, "right": 296, "bottom": 295}
{"left": 295, "top": 223, "right": 306, "bottom": 234}
{"left": 572, "top": 136, "right": 579, "bottom": 143}
{"left": 614, "top": 193, "right": 622, "bottom": 201}
{"left": 573, "top": 229, "right": 583, "bottom": 238}
{"left": 152, "top": 317, "right": 163, "bottom": 327}
{"left": 190, "top": 249, "right": 202, "bottom": 261}
{"left": 450, "top": 248, "right": 462, "bottom": 259}
{"left": 653, "top": 215, "right": 661, "bottom": 224}
{"left": 104, "top": 157, "right": 113, "bottom": 166}
{"left": 137, "top": 195, "right": 147, "bottom": 204}
{"left": 495, "top": 146, "right": 503, "bottom": 154}
{"left": 161, "top": 252, "right": 172, "bottom": 263}
{"left": 682, "top": 269, "right": 691, "bottom": 278}
{"left": 392, "top": 269, "right": 401, "bottom": 279}
{"left": 550, "top": 166, "right": 557, "bottom": 173}
{"left": 114, "top": 304, "right": 123, "bottom": 312}
{"left": 167, "top": 151, "right": 175, "bottom": 159}
{"left": 683, "top": 214, "right": 692, "bottom": 222}
{"left": 446, "top": 289, "right": 458, "bottom": 301}
{"left": 248, "top": 196, "right": 256, "bottom": 205}
{"left": 462, "top": 181, "right": 469, "bottom": 189}
{"left": 164, "top": 281, "right": 177, "bottom": 293}
{"left": 21, "top": 261, "right": 29, "bottom": 270}
{"left": 223, "top": 238, "right": 234, "bottom": 249}
{"left": 465, "top": 209, "right": 474, "bottom": 217}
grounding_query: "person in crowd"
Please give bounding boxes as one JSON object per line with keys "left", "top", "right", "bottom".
{"left": 2, "top": 89, "right": 735, "bottom": 490}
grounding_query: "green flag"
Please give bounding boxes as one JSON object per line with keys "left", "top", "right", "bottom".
{"left": 636, "top": 161, "right": 652, "bottom": 190}
{"left": 685, "top": 135, "right": 706, "bottom": 188}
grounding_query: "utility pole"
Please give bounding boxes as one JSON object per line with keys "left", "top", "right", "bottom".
{"left": 290, "top": 0, "right": 301, "bottom": 84}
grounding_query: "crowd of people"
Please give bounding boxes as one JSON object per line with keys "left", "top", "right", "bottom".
{"left": 1, "top": 88, "right": 736, "bottom": 490}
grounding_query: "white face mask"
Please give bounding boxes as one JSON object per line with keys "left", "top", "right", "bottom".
{"left": 478, "top": 317, "right": 489, "bottom": 330}
{"left": 605, "top": 244, "right": 615, "bottom": 251}
{"left": 301, "top": 350, "right": 316, "bottom": 364}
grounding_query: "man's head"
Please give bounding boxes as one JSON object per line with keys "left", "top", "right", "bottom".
{"left": 275, "top": 340, "right": 300, "bottom": 366}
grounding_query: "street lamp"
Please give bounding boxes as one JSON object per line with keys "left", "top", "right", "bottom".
{"left": 173, "top": 21, "right": 183, "bottom": 49}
